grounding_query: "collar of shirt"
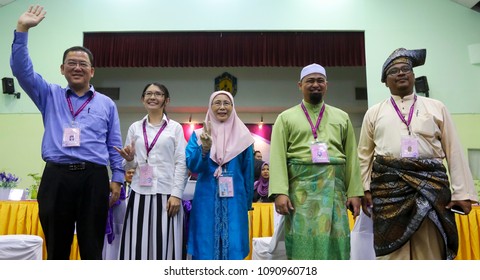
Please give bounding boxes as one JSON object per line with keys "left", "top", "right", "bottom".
{"left": 302, "top": 100, "right": 325, "bottom": 114}
{"left": 390, "top": 92, "right": 415, "bottom": 102}
{"left": 66, "top": 86, "right": 94, "bottom": 98}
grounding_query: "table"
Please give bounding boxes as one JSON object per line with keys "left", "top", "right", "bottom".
{"left": 1, "top": 200, "right": 478, "bottom": 260}
{"left": 246, "top": 202, "right": 276, "bottom": 259}
{"left": 455, "top": 206, "right": 480, "bottom": 260}
{"left": 0, "top": 200, "right": 79, "bottom": 260}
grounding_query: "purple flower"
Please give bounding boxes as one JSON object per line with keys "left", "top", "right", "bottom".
{"left": 0, "top": 171, "right": 20, "bottom": 189}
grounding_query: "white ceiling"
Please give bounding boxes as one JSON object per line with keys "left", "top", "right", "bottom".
{"left": 451, "top": 0, "right": 479, "bottom": 8}
{"left": 0, "top": 0, "right": 15, "bottom": 7}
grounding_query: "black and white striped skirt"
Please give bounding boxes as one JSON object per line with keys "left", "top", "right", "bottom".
{"left": 118, "top": 191, "right": 185, "bottom": 259}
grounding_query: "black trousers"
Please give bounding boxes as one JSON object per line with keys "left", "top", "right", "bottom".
{"left": 38, "top": 162, "right": 110, "bottom": 260}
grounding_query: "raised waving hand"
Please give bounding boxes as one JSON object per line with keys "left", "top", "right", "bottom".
{"left": 17, "top": 5, "right": 47, "bottom": 32}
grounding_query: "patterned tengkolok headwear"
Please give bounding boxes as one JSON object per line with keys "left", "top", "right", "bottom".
{"left": 381, "top": 48, "right": 426, "bottom": 82}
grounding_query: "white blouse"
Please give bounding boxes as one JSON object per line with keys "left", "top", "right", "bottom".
{"left": 123, "top": 114, "right": 188, "bottom": 197}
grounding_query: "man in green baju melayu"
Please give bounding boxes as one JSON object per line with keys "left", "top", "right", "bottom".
{"left": 269, "top": 63, "right": 364, "bottom": 260}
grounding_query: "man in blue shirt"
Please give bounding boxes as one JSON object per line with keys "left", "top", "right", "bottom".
{"left": 10, "top": 5, "right": 124, "bottom": 260}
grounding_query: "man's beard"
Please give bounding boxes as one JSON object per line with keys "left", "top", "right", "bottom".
{"left": 309, "top": 92, "right": 323, "bottom": 104}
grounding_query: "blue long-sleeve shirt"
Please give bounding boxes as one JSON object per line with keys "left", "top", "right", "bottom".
{"left": 10, "top": 31, "right": 124, "bottom": 183}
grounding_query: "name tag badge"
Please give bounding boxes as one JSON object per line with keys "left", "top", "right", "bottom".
{"left": 310, "top": 142, "right": 330, "bottom": 163}
{"left": 218, "top": 173, "right": 234, "bottom": 198}
{"left": 139, "top": 164, "right": 154, "bottom": 187}
{"left": 401, "top": 135, "right": 419, "bottom": 158}
{"left": 62, "top": 127, "right": 81, "bottom": 147}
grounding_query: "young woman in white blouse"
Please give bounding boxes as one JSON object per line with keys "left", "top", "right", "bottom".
{"left": 115, "top": 83, "right": 188, "bottom": 259}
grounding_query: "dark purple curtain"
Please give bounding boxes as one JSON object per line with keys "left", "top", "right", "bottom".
{"left": 84, "top": 31, "right": 365, "bottom": 68}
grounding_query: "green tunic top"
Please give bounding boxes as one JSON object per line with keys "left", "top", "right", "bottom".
{"left": 269, "top": 100, "right": 363, "bottom": 198}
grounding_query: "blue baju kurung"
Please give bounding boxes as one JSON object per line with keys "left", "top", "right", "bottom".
{"left": 186, "top": 132, "right": 254, "bottom": 260}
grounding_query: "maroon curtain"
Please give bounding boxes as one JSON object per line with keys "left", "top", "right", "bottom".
{"left": 84, "top": 31, "right": 365, "bottom": 68}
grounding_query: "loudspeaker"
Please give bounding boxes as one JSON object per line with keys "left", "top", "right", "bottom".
{"left": 355, "top": 87, "right": 367, "bottom": 100}
{"left": 2, "top": 77, "right": 15, "bottom": 94}
{"left": 415, "top": 76, "right": 429, "bottom": 93}
{"left": 96, "top": 87, "right": 120, "bottom": 100}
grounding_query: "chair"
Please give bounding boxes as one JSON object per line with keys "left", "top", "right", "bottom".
{"left": 251, "top": 206, "right": 287, "bottom": 260}
{"left": 350, "top": 209, "right": 375, "bottom": 260}
{"left": 102, "top": 200, "right": 127, "bottom": 260}
{"left": 0, "top": 234, "right": 43, "bottom": 260}
{"left": 183, "top": 178, "right": 196, "bottom": 201}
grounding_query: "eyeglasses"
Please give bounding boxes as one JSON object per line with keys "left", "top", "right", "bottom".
{"left": 64, "top": 60, "right": 91, "bottom": 69}
{"left": 144, "top": 91, "right": 165, "bottom": 98}
{"left": 212, "top": 100, "right": 232, "bottom": 107}
{"left": 386, "top": 65, "right": 412, "bottom": 76}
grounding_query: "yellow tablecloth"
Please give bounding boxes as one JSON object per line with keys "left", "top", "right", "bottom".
{"left": 455, "top": 207, "right": 480, "bottom": 260}
{"left": 246, "top": 202, "right": 276, "bottom": 259}
{"left": 1, "top": 200, "right": 478, "bottom": 260}
{"left": 0, "top": 200, "right": 79, "bottom": 260}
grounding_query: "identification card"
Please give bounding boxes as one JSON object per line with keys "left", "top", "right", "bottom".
{"left": 401, "top": 135, "right": 419, "bottom": 158}
{"left": 139, "top": 164, "right": 154, "bottom": 187}
{"left": 310, "top": 142, "right": 330, "bottom": 163}
{"left": 62, "top": 127, "right": 81, "bottom": 147}
{"left": 218, "top": 173, "right": 234, "bottom": 197}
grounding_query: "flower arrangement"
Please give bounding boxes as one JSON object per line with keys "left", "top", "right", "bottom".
{"left": 0, "top": 171, "right": 19, "bottom": 189}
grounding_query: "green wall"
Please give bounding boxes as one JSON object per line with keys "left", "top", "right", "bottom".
{"left": 452, "top": 114, "right": 480, "bottom": 197}
{"left": 0, "top": 114, "right": 43, "bottom": 189}
{"left": 1, "top": 0, "right": 479, "bottom": 114}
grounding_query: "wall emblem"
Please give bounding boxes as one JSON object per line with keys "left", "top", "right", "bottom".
{"left": 214, "top": 72, "right": 237, "bottom": 97}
